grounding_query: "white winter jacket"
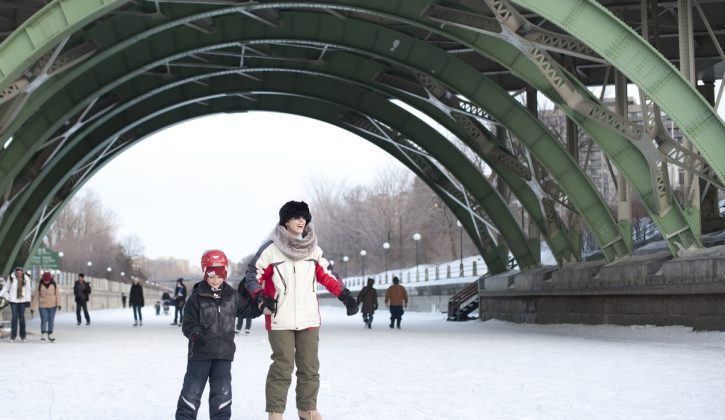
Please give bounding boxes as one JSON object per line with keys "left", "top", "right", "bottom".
{"left": 246, "top": 239, "right": 342, "bottom": 331}
{"left": 0, "top": 272, "right": 32, "bottom": 303}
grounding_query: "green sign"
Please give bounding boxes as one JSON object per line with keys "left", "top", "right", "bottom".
{"left": 28, "top": 246, "right": 60, "bottom": 270}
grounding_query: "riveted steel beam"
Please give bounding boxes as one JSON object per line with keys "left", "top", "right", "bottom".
{"left": 510, "top": 0, "right": 725, "bottom": 200}
{"left": 0, "top": 1, "right": 624, "bottom": 255}
{"left": 1, "top": 79, "right": 517, "bottom": 274}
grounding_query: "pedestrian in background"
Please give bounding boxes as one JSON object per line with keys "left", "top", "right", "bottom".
{"left": 0, "top": 267, "right": 32, "bottom": 342}
{"left": 30, "top": 271, "right": 61, "bottom": 342}
{"left": 171, "top": 278, "right": 187, "bottom": 326}
{"left": 129, "top": 278, "right": 144, "bottom": 327}
{"left": 385, "top": 276, "right": 408, "bottom": 329}
{"left": 356, "top": 278, "right": 378, "bottom": 329}
{"left": 73, "top": 273, "right": 91, "bottom": 326}
{"left": 121, "top": 293, "right": 127, "bottom": 308}
{"left": 236, "top": 280, "right": 253, "bottom": 335}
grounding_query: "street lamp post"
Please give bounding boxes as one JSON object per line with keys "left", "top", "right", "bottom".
{"left": 360, "top": 250, "right": 367, "bottom": 277}
{"left": 343, "top": 256, "right": 349, "bottom": 279}
{"left": 87, "top": 261, "right": 92, "bottom": 275}
{"left": 456, "top": 220, "right": 463, "bottom": 276}
{"left": 383, "top": 242, "right": 390, "bottom": 282}
{"left": 413, "top": 233, "right": 421, "bottom": 281}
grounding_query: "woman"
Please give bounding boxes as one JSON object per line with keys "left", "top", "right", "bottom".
{"left": 0, "top": 267, "right": 32, "bottom": 342}
{"left": 244, "top": 200, "right": 359, "bottom": 420}
{"left": 30, "top": 272, "right": 61, "bottom": 342}
{"left": 356, "top": 278, "right": 378, "bottom": 329}
{"left": 129, "top": 279, "right": 144, "bottom": 326}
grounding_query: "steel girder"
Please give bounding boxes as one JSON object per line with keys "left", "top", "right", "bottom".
{"left": 19, "top": 94, "right": 507, "bottom": 276}
{"left": 0, "top": 3, "right": 624, "bottom": 264}
{"left": 0, "top": 2, "right": 721, "bottom": 261}
{"left": 510, "top": 0, "right": 725, "bottom": 193}
{"left": 0, "top": 48, "right": 578, "bottom": 268}
{"left": 2, "top": 76, "right": 526, "bottom": 275}
{"left": 416, "top": 0, "right": 701, "bottom": 254}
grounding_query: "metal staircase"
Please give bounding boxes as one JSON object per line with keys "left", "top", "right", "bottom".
{"left": 447, "top": 279, "right": 480, "bottom": 321}
{"left": 447, "top": 257, "right": 516, "bottom": 321}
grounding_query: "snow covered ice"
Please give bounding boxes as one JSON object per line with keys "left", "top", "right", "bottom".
{"left": 2, "top": 306, "right": 725, "bottom": 419}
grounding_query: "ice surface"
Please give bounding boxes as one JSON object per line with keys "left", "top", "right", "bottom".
{"left": 2, "top": 306, "right": 724, "bottom": 419}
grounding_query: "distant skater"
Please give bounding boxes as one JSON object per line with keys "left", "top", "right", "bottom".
{"left": 385, "top": 276, "right": 408, "bottom": 329}
{"left": 356, "top": 278, "right": 378, "bottom": 329}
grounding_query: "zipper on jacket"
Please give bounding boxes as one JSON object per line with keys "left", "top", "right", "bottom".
{"left": 274, "top": 266, "right": 288, "bottom": 295}
{"left": 216, "top": 298, "right": 222, "bottom": 359}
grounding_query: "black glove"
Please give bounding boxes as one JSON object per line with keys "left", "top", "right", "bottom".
{"left": 191, "top": 332, "right": 205, "bottom": 348}
{"left": 256, "top": 293, "right": 277, "bottom": 315}
{"left": 338, "top": 289, "right": 359, "bottom": 316}
{"left": 57, "top": 306, "right": 62, "bottom": 310}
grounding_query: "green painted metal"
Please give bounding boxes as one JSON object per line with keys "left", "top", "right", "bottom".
{"left": 0, "top": 0, "right": 126, "bottom": 93}
{"left": 19, "top": 96, "right": 505, "bottom": 275}
{"left": 2, "top": 84, "right": 515, "bottom": 274}
{"left": 0, "top": 6, "right": 616, "bottom": 262}
{"left": 510, "top": 0, "right": 725, "bottom": 195}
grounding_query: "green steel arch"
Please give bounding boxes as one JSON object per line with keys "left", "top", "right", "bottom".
{"left": 0, "top": 1, "right": 722, "bottom": 271}
{"left": 511, "top": 0, "right": 725, "bottom": 187}
{"left": 0, "top": 4, "right": 624, "bottom": 266}
{"left": 3, "top": 80, "right": 523, "bottom": 275}
{"left": 20, "top": 96, "right": 506, "bottom": 278}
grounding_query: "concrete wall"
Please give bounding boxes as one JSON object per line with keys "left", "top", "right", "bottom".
{"left": 477, "top": 246, "right": 725, "bottom": 331}
{"left": 479, "top": 294, "right": 725, "bottom": 331}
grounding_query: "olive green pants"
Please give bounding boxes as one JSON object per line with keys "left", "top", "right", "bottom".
{"left": 266, "top": 328, "right": 320, "bottom": 412}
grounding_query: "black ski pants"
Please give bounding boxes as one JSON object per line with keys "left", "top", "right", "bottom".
{"left": 389, "top": 305, "right": 404, "bottom": 327}
{"left": 76, "top": 301, "right": 90, "bottom": 323}
{"left": 176, "top": 359, "right": 232, "bottom": 420}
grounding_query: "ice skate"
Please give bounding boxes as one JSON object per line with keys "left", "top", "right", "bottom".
{"left": 47, "top": 333, "right": 55, "bottom": 342}
{"left": 41, "top": 333, "right": 46, "bottom": 342}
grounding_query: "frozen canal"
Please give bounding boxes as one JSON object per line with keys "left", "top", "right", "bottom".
{"left": 1, "top": 306, "right": 724, "bottom": 419}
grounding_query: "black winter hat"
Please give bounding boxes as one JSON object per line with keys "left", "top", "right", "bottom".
{"left": 278, "top": 200, "right": 312, "bottom": 226}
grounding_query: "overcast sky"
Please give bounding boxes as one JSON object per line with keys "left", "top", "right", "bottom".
{"left": 81, "top": 112, "right": 405, "bottom": 266}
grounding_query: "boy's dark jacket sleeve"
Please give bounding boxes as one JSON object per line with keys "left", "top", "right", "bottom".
{"left": 182, "top": 291, "right": 202, "bottom": 338}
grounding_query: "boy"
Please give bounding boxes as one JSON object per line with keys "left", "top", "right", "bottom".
{"left": 176, "top": 249, "right": 258, "bottom": 420}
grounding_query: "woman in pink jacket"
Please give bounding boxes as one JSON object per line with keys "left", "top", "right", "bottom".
{"left": 31, "top": 272, "right": 62, "bottom": 342}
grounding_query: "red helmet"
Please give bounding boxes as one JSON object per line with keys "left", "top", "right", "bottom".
{"left": 201, "top": 249, "right": 229, "bottom": 273}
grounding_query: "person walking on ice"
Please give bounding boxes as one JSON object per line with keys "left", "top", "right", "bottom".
{"left": 175, "top": 249, "right": 258, "bottom": 420}
{"left": 385, "top": 276, "right": 408, "bottom": 329}
{"left": 30, "top": 271, "right": 61, "bottom": 342}
{"left": 0, "top": 267, "right": 32, "bottom": 342}
{"left": 244, "top": 200, "right": 359, "bottom": 420}
{"left": 129, "top": 278, "right": 145, "bottom": 326}
{"left": 357, "top": 278, "right": 378, "bottom": 329}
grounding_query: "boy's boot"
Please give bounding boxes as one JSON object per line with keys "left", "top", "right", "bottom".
{"left": 268, "top": 412, "right": 283, "bottom": 420}
{"left": 298, "top": 409, "right": 323, "bottom": 420}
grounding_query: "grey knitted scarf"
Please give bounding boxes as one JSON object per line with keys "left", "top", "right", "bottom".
{"left": 271, "top": 224, "right": 318, "bottom": 260}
